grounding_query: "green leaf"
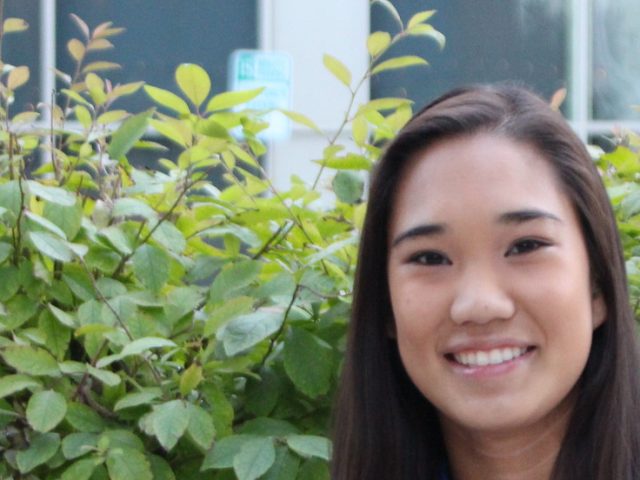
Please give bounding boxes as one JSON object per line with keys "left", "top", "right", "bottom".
{"left": 283, "top": 328, "right": 333, "bottom": 398}
{"left": 27, "top": 390, "right": 67, "bottom": 432}
{"left": 286, "top": 435, "right": 331, "bottom": 461}
{"left": 151, "top": 221, "right": 186, "bottom": 254}
{"left": 296, "top": 458, "right": 330, "bottom": 479}
{"left": 201, "top": 434, "right": 258, "bottom": 470}
{"left": 2, "top": 346, "right": 60, "bottom": 377}
{"left": 322, "top": 54, "right": 351, "bottom": 88}
{"left": 175, "top": 63, "right": 211, "bottom": 108}
{"left": 151, "top": 400, "right": 190, "bottom": 451}
{"left": 29, "top": 231, "right": 77, "bottom": 261}
{"left": 206, "top": 87, "right": 265, "bottom": 112}
{"left": 4, "top": 295, "right": 39, "bottom": 329}
{"left": 99, "top": 429, "right": 145, "bottom": 451}
{"left": 108, "top": 109, "right": 154, "bottom": 160}
{"left": 263, "top": 446, "right": 300, "bottom": 480}
{"left": 114, "top": 389, "right": 162, "bottom": 411}
{"left": 0, "top": 242, "right": 13, "bottom": 263}
{"left": 87, "top": 365, "right": 121, "bottom": 386}
{"left": 27, "top": 180, "right": 76, "bottom": 206}
{"left": 372, "top": 55, "right": 428, "bottom": 75}
{"left": 186, "top": 403, "right": 215, "bottom": 450}
{"left": 43, "top": 200, "right": 83, "bottom": 240}
{"left": 144, "top": 85, "right": 190, "bottom": 115}
{"left": 0, "top": 374, "right": 42, "bottom": 399}
{"left": 96, "top": 337, "right": 176, "bottom": 368}
{"left": 407, "top": 9, "right": 436, "bottom": 28}
{"left": 0, "top": 180, "right": 22, "bottom": 221}
{"left": 106, "top": 448, "right": 153, "bottom": 480}
{"left": 60, "top": 458, "right": 98, "bottom": 480}
{"left": 332, "top": 171, "right": 364, "bottom": 204}
{"left": 147, "top": 455, "right": 176, "bottom": 480}
{"left": 62, "top": 432, "right": 98, "bottom": 460}
{"left": 209, "top": 260, "right": 262, "bottom": 303}
{"left": 66, "top": 402, "right": 106, "bottom": 433}
{"left": 99, "top": 225, "right": 134, "bottom": 254}
{"left": 132, "top": 244, "right": 170, "bottom": 292}
{"left": 180, "top": 363, "right": 203, "bottom": 396}
{"left": 39, "top": 309, "right": 71, "bottom": 359}
{"left": 367, "top": 31, "right": 391, "bottom": 57}
{"left": 16, "top": 432, "right": 60, "bottom": 473}
{"left": 233, "top": 437, "right": 276, "bottom": 480}
{"left": 219, "top": 310, "right": 283, "bottom": 356}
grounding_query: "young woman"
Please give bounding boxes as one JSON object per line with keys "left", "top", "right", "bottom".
{"left": 331, "top": 85, "right": 640, "bottom": 479}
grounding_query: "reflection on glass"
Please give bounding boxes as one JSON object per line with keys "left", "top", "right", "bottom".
{"left": 370, "top": 0, "right": 567, "bottom": 111}
{"left": 593, "top": 0, "right": 640, "bottom": 120}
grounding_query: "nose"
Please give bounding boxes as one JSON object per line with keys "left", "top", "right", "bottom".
{"left": 449, "top": 265, "right": 515, "bottom": 325}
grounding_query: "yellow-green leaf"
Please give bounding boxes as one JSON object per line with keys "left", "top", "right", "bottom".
{"left": 206, "top": 87, "right": 265, "bottom": 112}
{"left": 175, "top": 63, "right": 210, "bottom": 108}
{"left": 97, "top": 110, "right": 128, "bottom": 125}
{"left": 85, "top": 73, "right": 106, "bottom": 105}
{"left": 371, "top": 55, "right": 428, "bottom": 75}
{"left": 82, "top": 61, "right": 121, "bottom": 74}
{"left": 352, "top": 115, "right": 368, "bottom": 146}
{"left": 371, "top": 0, "right": 403, "bottom": 30}
{"left": 67, "top": 38, "right": 85, "bottom": 62}
{"left": 7, "top": 66, "right": 30, "bottom": 90}
{"left": 87, "top": 38, "right": 113, "bottom": 51}
{"left": 109, "top": 81, "right": 144, "bottom": 100}
{"left": 323, "top": 54, "right": 352, "bottom": 88}
{"left": 360, "top": 97, "right": 413, "bottom": 112}
{"left": 406, "top": 23, "right": 446, "bottom": 49}
{"left": 144, "top": 85, "right": 190, "bottom": 115}
{"left": 407, "top": 10, "right": 436, "bottom": 29}
{"left": 75, "top": 105, "right": 92, "bottom": 129}
{"left": 3, "top": 17, "right": 28, "bottom": 33}
{"left": 367, "top": 31, "right": 391, "bottom": 58}
{"left": 280, "top": 110, "right": 322, "bottom": 133}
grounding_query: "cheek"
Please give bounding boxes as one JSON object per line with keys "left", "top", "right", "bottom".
{"left": 389, "top": 279, "right": 446, "bottom": 343}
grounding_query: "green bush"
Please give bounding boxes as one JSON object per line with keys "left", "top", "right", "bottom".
{"left": 0, "top": 3, "right": 444, "bottom": 479}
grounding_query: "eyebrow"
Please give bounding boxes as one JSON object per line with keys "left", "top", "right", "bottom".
{"left": 391, "top": 209, "right": 562, "bottom": 248}
{"left": 498, "top": 209, "right": 562, "bottom": 225}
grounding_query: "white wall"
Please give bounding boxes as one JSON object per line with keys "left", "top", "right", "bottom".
{"left": 258, "top": 0, "right": 370, "bottom": 191}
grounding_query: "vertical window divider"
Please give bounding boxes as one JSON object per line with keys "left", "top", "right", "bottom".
{"left": 569, "top": 0, "right": 592, "bottom": 141}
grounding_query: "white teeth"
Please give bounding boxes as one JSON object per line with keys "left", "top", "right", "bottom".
{"left": 453, "top": 347, "right": 528, "bottom": 367}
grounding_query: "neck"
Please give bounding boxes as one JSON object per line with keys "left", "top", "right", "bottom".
{"left": 441, "top": 396, "right": 573, "bottom": 480}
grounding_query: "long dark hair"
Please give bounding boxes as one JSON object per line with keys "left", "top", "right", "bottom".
{"left": 331, "top": 84, "right": 640, "bottom": 479}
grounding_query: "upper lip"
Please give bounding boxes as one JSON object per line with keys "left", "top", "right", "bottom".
{"left": 443, "top": 338, "right": 535, "bottom": 355}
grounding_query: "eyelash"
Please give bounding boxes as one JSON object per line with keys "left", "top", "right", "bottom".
{"left": 407, "top": 238, "right": 550, "bottom": 266}
{"left": 505, "top": 238, "right": 550, "bottom": 256}
{"left": 408, "top": 251, "right": 452, "bottom": 266}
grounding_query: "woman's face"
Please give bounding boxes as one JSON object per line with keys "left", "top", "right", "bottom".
{"left": 387, "top": 133, "right": 606, "bottom": 434}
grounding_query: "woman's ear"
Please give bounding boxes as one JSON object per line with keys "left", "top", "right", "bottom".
{"left": 591, "top": 290, "right": 606, "bottom": 329}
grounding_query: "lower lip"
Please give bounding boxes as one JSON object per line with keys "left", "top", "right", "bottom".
{"left": 447, "top": 348, "right": 536, "bottom": 379}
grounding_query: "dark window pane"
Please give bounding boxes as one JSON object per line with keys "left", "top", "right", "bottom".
{"left": 56, "top": 0, "right": 258, "bottom": 112}
{"left": 592, "top": 0, "right": 640, "bottom": 120}
{"left": 3, "top": 0, "right": 40, "bottom": 112}
{"left": 370, "top": 1, "right": 568, "bottom": 111}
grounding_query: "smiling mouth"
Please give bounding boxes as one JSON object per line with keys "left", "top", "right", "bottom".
{"left": 446, "top": 346, "right": 535, "bottom": 367}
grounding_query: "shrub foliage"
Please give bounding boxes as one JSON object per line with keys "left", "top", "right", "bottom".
{"left": 0, "top": 3, "right": 445, "bottom": 479}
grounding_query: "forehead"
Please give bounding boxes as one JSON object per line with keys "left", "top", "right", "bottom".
{"left": 390, "top": 133, "right": 572, "bottom": 228}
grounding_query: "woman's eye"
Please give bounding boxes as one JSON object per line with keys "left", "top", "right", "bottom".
{"left": 409, "top": 251, "right": 452, "bottom": 266}
{"left": 506, "top": 239, "right": 548, "bottom": 256}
